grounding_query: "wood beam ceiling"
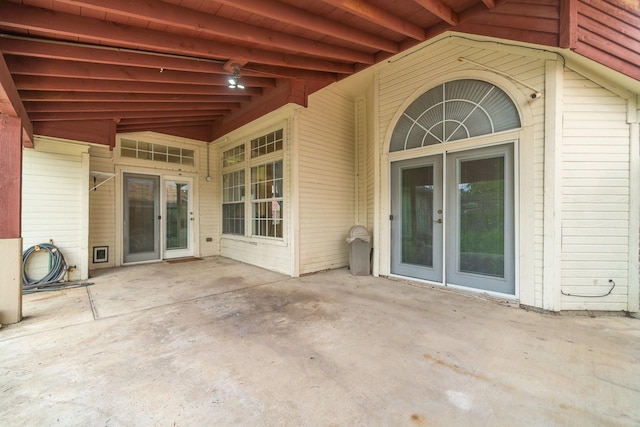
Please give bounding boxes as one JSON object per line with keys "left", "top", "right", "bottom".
{"left": 0, "top": 0, "right": 637, "bottom": 144}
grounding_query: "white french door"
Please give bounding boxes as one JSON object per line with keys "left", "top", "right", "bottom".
{"left": 162, "top": 177, "right": 194, "bottom": 259}
{"left": 123, "top": 173, "right": 194, "bottom": 263}
{"left": 390, "top": 143, "right": 515, "bottom": 295}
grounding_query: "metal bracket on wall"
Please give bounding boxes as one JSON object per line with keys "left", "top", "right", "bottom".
{"left": 89, "top": 171, "right": 116, "bottom": 192}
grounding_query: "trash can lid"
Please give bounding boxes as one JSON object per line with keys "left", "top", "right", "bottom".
{"left": 348, "top": 225, "right": 369, "bottom": 237}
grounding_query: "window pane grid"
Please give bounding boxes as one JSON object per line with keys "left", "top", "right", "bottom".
{"left": 251, "top": 160, "right": 283, "bottom": 238}
{"left": 120, "top": 139, "right": 194, "bottom": 165}
{"left": 222, "top": 170, "right": 245, "bottom": 235}
{"left": 251, "top": 129, "right": 283, "bottom": 158}
{"left": 222, "top": 204, "right": 245, "bottom": 235}
{"left": 222, "top": 170, "right": 245, "bottom": 203}
{"left": 223, "top": 145, "right": 245, "bottom": 167}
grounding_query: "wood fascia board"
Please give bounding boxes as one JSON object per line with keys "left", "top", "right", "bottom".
{"left": 33, "top": 119, "right": 114, "bottom": 147}
{"left": 0, "top": 54, "right": 33, "bottom": 146}
{"left": 0, "top": 2, "right": 354, "bottom": 75}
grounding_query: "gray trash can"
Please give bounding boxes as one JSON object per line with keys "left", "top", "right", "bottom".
{"left": 346, "top": 225, "right": 371, "bottom": 276}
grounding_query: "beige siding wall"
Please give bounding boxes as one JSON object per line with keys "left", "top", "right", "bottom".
{"left": 198, "top": 143, "right": 220, "bottom": 257}
{"left": 23, "top": 138, "right": 89, "bottom": 281}
{"left": 560, "top": 70, "right": 632, "bottom": 310}
{"left": 297, "top": 88, "right": 356, "bottom": 274}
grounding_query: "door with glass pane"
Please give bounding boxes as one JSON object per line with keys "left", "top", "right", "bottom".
{"left": 163, "top": 177, "right": 193, "bottom": 259}
{"left": 391, "top": 144, "right": 515, "bottom": 295}
{"left": 390, "top": 156, "right": 443, "bottom": 282}
{"left": 123, "top": 173, "right": 160, "bottom": 263}
{"left": 446, "top": 144, "right": 514, "bottom": 294}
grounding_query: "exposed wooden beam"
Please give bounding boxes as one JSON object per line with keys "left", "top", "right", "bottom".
{"left": 412, "top": 0, "right": 459, "bottom": 26}
{"left": 0, "top": 36, "right": 226, "bottom": 74}
{"left": 29, "top": 110, "right": 228, "bottom": 122}
{"left": 0, "top": 36, "right": 340, "bottom": 82}
{"left": 5, "top": 56, "right": 276, "bottom": 88}
{"left": 213, "top": 0, "right": 399, "bottom": 53}
{"left": 24, "top": 101, "right": 240, "bottom": 113}
{"left": 320, "top": 0, "right": 425, "bottom": 40}
{"left": 0, "top": 54, "right": 33, "bottom": 146}
{"left": 13, "top": 76, "right": 264, "bottom": 96}
{"left": 18, "top": 91, "right": 252, "bottom": 103}
{"left": 0, "top": 2, "right": 355, "bottom": 74}
{"left": 482, "top": 0, "right": 496, "bottom": 9}
{"left": 51, "top": 0, "right": 375, "bottom": 65}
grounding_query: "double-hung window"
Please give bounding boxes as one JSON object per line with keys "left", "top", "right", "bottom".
{"left": 222, "top": 128, "right": 284, "bottom": 239}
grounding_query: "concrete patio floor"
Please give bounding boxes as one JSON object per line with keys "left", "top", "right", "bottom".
{"left": 1, "top": 256, "right": 639, "bottom": 426}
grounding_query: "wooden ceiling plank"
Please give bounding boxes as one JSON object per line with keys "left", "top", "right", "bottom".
{"left": 319, "top": 0, "right": 425, "bottom": 40}
{"left": 412, "top": 0, "right": 459, "bottom": 26}
{"left": 0, "top": 2, "right": 355, "bottom": 74}
{"left": 52, "top": 0, "right": 375, "bottom": 64}
{"left": 213, "top": 0, "right": 398, "bottom": 53}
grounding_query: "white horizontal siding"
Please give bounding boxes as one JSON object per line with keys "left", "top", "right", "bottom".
{"left": 298, "top": 88, "right": 356, "bottom": 274}
{"left": 22, "top": 141, "right": 87, "bottom": 281}
{"left": 560, "top": 70, "right": 631, "bottom": 310}
{"left": 197, "top": 143, "right": 219, "bottom": 257}
{"left": 220, "top": 238, "right": 290, "bottom": 275}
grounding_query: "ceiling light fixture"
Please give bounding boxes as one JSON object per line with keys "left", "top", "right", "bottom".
{"left": 227, "top": 64, "right": 245, "bottom": 89}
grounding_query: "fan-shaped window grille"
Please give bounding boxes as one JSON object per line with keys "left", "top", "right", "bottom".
{"left": 390, "top": 79, "right": 520, "bottom": 152}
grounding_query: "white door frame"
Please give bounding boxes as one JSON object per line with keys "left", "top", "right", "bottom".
{"left": 162, "top": 175, "right": 195, "bottom": 260}
{"left": 388, "top": 140, "right": 518, "bottom": 297}
{"left": 116, "top": 166, "right": 199, "bottom": 265}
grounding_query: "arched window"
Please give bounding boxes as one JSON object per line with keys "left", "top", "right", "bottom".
{"left": 389, "top": 79, "right": 520, "bottom": 152}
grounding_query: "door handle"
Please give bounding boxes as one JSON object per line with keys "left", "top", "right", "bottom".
{"left": 434, "top": 218, "right": 442, "bottom": 224}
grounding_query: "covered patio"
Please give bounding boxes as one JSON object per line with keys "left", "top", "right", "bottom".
{"left": 1, "top": 257, "right": 638, "bottom": 425}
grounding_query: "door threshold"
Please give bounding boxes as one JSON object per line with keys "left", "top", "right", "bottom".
{"left": 165, "top": 257, "right": 203, "bottom": 264}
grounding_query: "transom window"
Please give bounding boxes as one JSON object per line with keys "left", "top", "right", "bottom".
{"left": 390, "top": 79, "right": 520, "bottom": 152}
{"left": 222, "top": 128, "right": 284, "bottom": 239}
{"left": 120, "top": 138, "right": 194, "bottom": 165}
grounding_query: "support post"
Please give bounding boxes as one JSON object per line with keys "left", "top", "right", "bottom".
{"left": 0, "top": 114, "right": 23, "bottom": 324}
